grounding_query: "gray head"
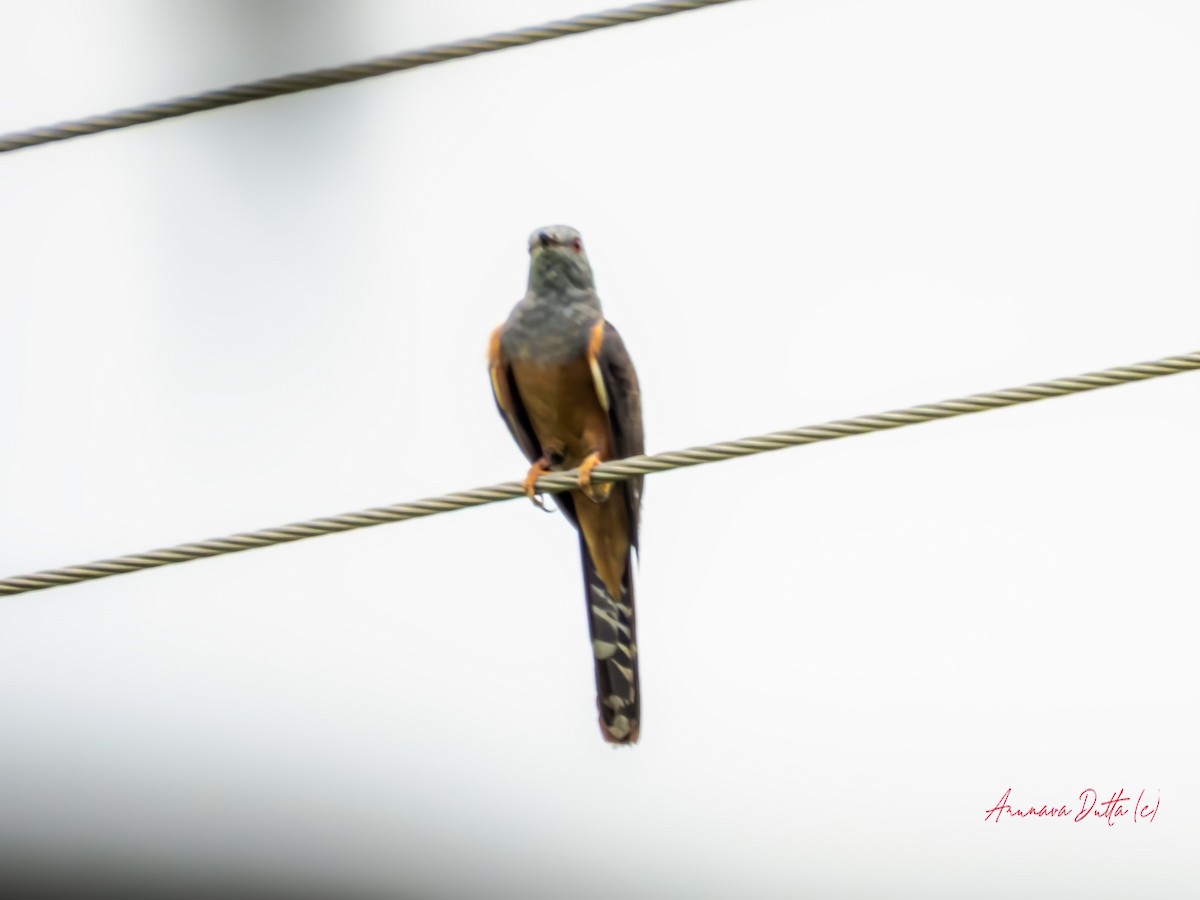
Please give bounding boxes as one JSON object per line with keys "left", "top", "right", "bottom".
{"left": 527, "top": 225, "right": 595, "bottom": 293}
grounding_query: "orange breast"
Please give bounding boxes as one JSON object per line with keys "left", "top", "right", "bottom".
{"left": 509, "top": 356, "right": 613, "bottom": 470}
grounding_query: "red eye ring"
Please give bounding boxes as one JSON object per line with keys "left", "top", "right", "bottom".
{"left": 572, "top": 237, "right": 583, "bottom": 253}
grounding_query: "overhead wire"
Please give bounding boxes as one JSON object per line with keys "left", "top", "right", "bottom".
{"left": 2, "top": 350, "right": 1196, "bottom": 597}
{"left": 0, "top": 0, "right": 746, "bottom": 154}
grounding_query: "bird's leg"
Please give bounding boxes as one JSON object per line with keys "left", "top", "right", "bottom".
{"left": 523, "top": 458, "right": 553, "bottom": 511}
{"left": 578, "top": 451, "right": 612, "bottom": 504}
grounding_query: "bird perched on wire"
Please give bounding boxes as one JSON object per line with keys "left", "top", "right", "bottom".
{"left": 488, "top": 225, "right": 644, "bottom": 744}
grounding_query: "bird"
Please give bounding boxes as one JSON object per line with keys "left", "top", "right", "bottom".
{"left": 488, "top": 225, "right": 644, "bottom": 744}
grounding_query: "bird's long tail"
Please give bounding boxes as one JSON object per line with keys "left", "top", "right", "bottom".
{"left": 579, "top": 535, "right": 639, "bottom": 744}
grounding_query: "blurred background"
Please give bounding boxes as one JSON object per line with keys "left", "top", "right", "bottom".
{"left": 1, "top": 0, "right": 1198, "bottom": 896}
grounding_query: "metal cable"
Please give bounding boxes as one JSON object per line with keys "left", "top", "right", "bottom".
{"left": 2, "top": 350, "right": 1197, "bottom": 597}
{"left": 0, "top": 0, "right": 745, "bottom": 154}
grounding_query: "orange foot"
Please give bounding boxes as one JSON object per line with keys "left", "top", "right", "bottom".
{"left": 523, "top": 459, "right": 552, "bottom": 511}
{"left": 578, "top": 452, "right": 612, "bottom": 504}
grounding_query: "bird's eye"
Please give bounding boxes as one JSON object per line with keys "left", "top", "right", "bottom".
{"left": 538, "top": 232, "right": 553, "bottom": 248}
{"left": 572, "top": 237, "right": 583, "bottom": 253}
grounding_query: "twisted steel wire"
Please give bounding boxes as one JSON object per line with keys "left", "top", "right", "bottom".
{"left": 0, "top": 0, "right": 745, "bottom": 154}
{"left": 2, "top": 350, "right": 1197, "bottom": 597}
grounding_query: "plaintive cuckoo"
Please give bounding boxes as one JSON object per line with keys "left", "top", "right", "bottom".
{"left": 489, "top": 225, "right": 644, "bottom": 744}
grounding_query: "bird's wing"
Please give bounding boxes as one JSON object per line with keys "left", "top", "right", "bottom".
{"left": 588, "top": 320, "right": 644, "bottom": 549}
{"left": 488, "top": 325, "right": 543, "bottom": 465}
{"left": 489, "top": 324, "right": 583, "bottom": 529}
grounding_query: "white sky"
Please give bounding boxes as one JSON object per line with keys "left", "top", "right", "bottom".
{"left": 1, "top": 0, "right": 1198, "bottom": 896}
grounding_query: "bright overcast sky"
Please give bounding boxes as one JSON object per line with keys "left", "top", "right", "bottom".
{"left": 1, "top": 1, "right": 1198, "bottom": 896}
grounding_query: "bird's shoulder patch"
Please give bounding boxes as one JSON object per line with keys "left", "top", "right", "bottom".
{"left": 488, "top": 325, "right": 514, "bottom": 413}
{"left": 586, "top": 319, "right": 610, "bottom": 412}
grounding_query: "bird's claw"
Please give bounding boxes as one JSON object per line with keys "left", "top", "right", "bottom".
{"left": 578, "top": 452, "right": 612, "bottom": 504}
{"left": 523, "top": 461, "right": 554, "bottom": 513}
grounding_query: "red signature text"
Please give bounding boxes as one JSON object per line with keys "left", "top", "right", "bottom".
{"left": 984, "top": 788, "right": 1160, "bottom": 826}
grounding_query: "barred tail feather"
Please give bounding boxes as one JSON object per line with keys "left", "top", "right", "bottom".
{"left": 579, "top": 535, "right": 639, "bottom": 744}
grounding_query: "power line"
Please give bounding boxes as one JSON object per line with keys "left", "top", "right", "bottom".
{"left": 2, "top": 350, "right": 1196, "bottom": 598}
{"left": 0, "top": 0, "right": 745, "bottom": 154}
